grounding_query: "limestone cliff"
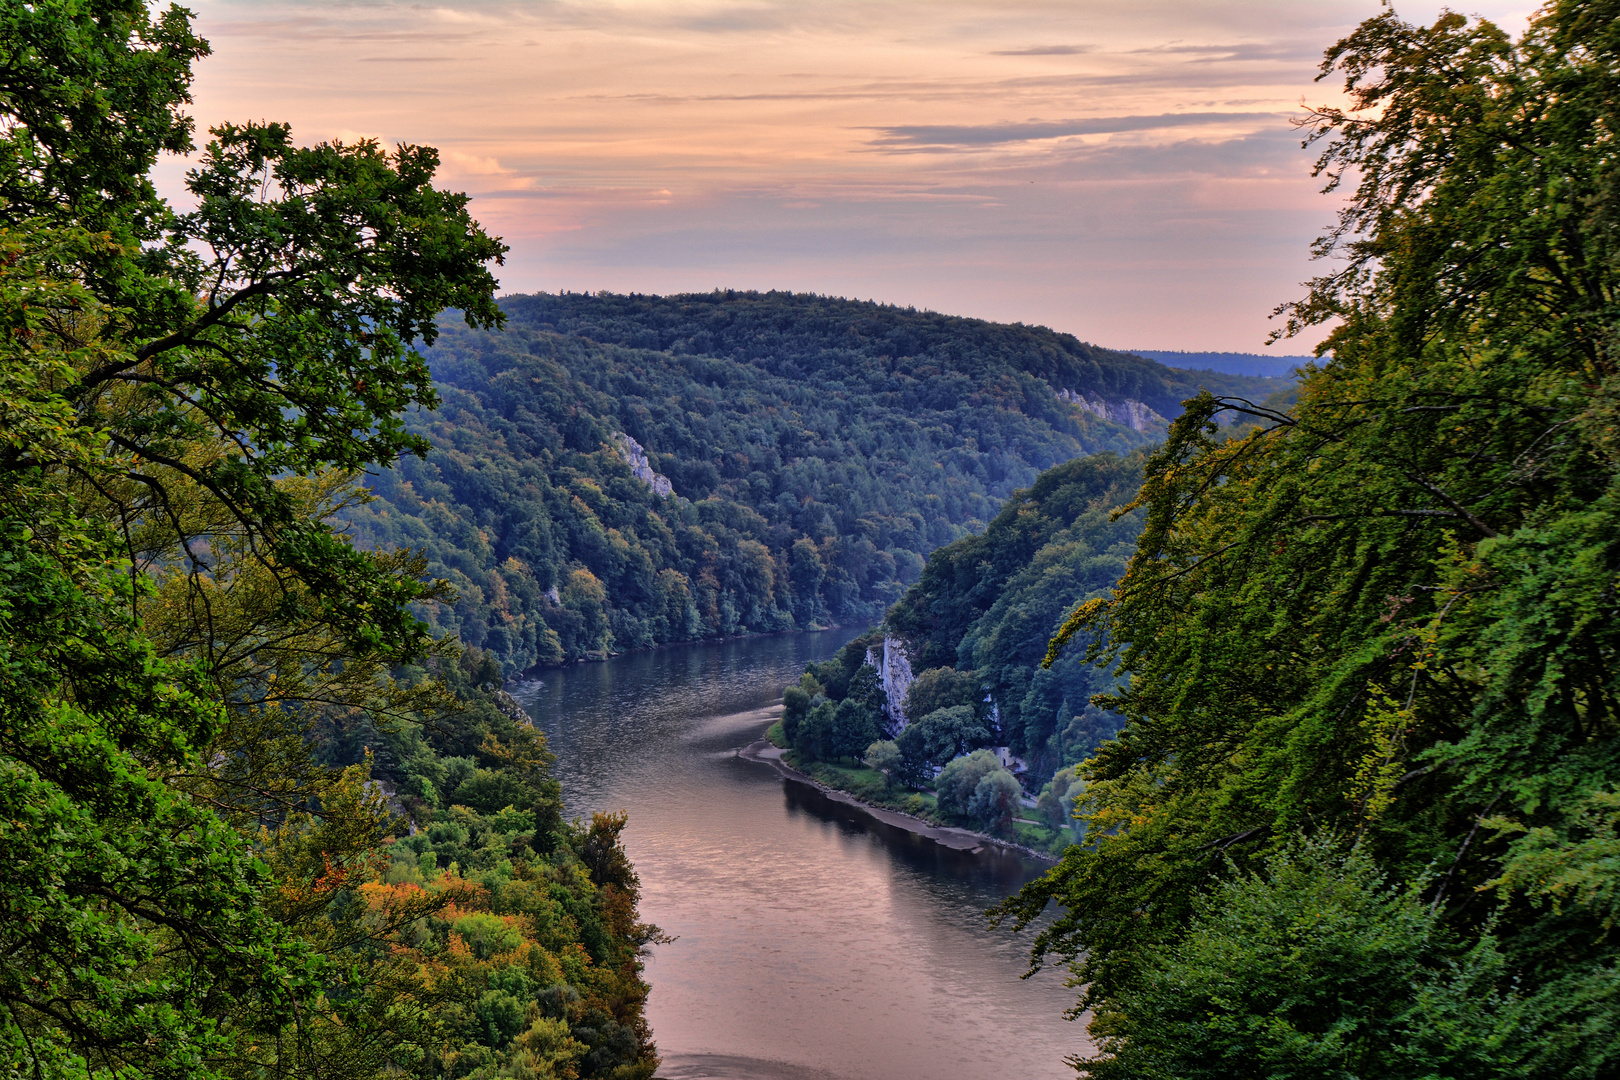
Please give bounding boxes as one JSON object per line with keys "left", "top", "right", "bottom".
{"left": 864, "top": 635, "right": 917, "bottom": 732}
{"left": 1055, "top": 388, "right": 1166, "bottom": 433}
{"left": 612, "top": 432, "right": 674, "bottom": 497}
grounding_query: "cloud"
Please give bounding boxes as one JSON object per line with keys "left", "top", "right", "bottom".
{"left": 990, "top": 45, "right": 1091, "bottom": 56}
{"left": 869, "top": 112, "right": 1279, "bottom": 147}
{"left": 1133, "top": 41, "right": 1324, "bottom": 64}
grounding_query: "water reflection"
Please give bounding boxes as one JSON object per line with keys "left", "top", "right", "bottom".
{"left": 514, "top": 631, "right": 1086, "bottom": 1080}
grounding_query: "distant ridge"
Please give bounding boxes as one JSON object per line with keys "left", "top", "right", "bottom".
{"left": 347, "top": 290, "right": 1284, "bottom": 675}
{"left": 1127, "top": 349, "right": 1315, "bottom": 379}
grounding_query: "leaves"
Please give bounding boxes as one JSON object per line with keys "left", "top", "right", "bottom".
{"left": 1010, "top": 2, "right": 1620, "bottom": 1070}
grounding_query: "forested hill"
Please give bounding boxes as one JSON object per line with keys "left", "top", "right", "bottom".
{"left": 500, "top": 290, "right": 1274, "bottom": 422}
{"left": 348, "top": 291, "right": 1278, "bottom": 674}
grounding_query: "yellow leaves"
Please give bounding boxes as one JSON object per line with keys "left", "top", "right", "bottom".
{"left": 1345, "top": 683, "right": 1419, "bottom": 824}
{"left": 1044, "top": 596, "right": 1107, "bottom": 668}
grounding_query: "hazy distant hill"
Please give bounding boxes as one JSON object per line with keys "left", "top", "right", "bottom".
{"left": 349, "top": 291, "right": 1281, "bottom": 674}
{"left": 1127, "top": 349, "right": 1314, "bottom": 379}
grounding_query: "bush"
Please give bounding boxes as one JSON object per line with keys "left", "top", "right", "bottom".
{"left": 935, "top": 749, "right": 1019, "bottom": 832}
{"left": 865, "top": 740, "right": 901, "bottom": 784}
{"left": 902, "top": 667, "right": 984, "bottom": 724}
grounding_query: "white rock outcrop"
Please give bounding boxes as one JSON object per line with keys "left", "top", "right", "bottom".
{"left": 612, "top": 433, "right": 674, "bottom": 497}
{"left": 1055, "top": 389, "right": 1166, "bottom": 433}
{"left": 864, "top": 635, "right": 917, "bottom": 732}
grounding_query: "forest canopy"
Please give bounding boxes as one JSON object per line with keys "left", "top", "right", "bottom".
{"left": 884, "top": 450, "right": 1149, "bottom": 779}
{"left": 0, "top": 4, "right": 659, "bottom": 1078}
{"left": 998, "top": 3, "right": 1620, "bottom": 1074}
{"left": 347, "top": 292, "right": 1279, "bottom": 674}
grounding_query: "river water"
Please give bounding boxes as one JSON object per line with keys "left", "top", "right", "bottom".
{"left": 513, "top": 629, "right": 1089, "bottom": 1080}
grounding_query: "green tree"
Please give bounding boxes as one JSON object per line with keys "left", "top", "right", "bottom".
{"left": 903, "top": 705, "right": 995, "bottom": 765}
{"left": 0, "top": 2, "right": 551, "bottom": 1076}
{"left": 936, "top": 750, "right": 1018, "bottom": 833}
{"left": 865, "top": 740, "right": 902, "bottom": 786}
{"left": 1084, "top": 839, "right": 1524, "bottom": 1080}
{"left": 1000, "top": 3, "right": 1620, "bottom": 1072}
{"left": 829, "top": 698, "right": 881, "bottom": 763}
{"left": 781, "top": 684, "right": 812, "bottom": 745}
{"left": 793, "top": 699, "right": 838, "bottom": 761}
{"left": 901, "top": 667, "right": 983, "bottom": 725}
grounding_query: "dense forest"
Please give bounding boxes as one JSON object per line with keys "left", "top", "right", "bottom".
{"left": 884, "top": 451, "right": 1147, "bottom": 778}
{"left": 1, "top": 5, "right": 657, "bottom": 1078}
{"left": 771, "top": 451, "right": 1145, "bottom": 845}
{"left": 347, "top": 293, "right": 1278, "bottom": 674}
{"left": 995, "top": 4, "right": 1620, "bottom": 1075}
{"left": 13, "top": 0, "right": 1618, "bottom": 1076}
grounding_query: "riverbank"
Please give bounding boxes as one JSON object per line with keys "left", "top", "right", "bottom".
{"left": 739, "top": 733, "right": 1062, "bottom": 863}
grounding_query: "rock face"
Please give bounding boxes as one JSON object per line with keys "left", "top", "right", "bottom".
{"left": 491, "top": 688, "right": 536, "bottom": 728}
{"left": 612, "top": 432, "right": 674, "bottom": 498}
{"left": 1055, "top": 388, "right": 1166, "bottom": 433}
{"left": 864, "top": 635, "right": 917, "bottom": 732}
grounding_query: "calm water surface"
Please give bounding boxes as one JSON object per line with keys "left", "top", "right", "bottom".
{"left": 513, "top": 629, "right": 1088, "bottom": 1080}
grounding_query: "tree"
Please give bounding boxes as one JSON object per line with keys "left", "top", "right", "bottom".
{"left": 1081, "top": 839, "right": 1523, "bottom": 1080}
{"left": 966, "top": 770, "right": 1021, "bottom": 836}
{"left": 781, "top": 684, "right": 812, "bottom": 744}
{"left": 0, "top": 2, "right": 536, "bottom": 1075}
{"left": 865, "top": 740, "right": 902, "bottom": 786}
{"left": 901, "top": 667, "right": 983, "bottom": 725}
{"left": 830, "top": 698, "right": 881, "bottom": 763}
{"left": 844, "top": 664, "right": 889, "bottom": 722}
{"left": 908, "top": 705, "right": 996, "bottom": 764}
{"left": 936, "top": 750, "right": 1019, "bottom": 832}
{"left": 793, "top": 699, "right": 837, "bottom": 761}
{"left": 1000, "top": 3, "right": 1620, "bottom": 1072}
{"left": 891, "top": 725, "right": 936, "bottom": 790}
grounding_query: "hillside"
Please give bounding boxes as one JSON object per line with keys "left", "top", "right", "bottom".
{"left": 348, "top": 292, "right": 1276, "bottom": 674}
{"left": 885, "top": 451, "right": 1146, "bottom": 780}
{"left": 773, "top": 450, "right": 1146, "bottom": 844}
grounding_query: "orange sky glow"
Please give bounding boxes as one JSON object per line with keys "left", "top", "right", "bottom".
{"left": 171, "top": 1, "right": 1536, "bottom": 351}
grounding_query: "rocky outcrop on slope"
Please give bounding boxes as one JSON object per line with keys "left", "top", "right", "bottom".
{"left": 1055, "top": 389, "right": 1166, "bottom": 433}
{"left": 612, "top": 432, "right": 674, "bottom": 497}
{"left": 865, "top": 635, "right": 917, "bottom": 732}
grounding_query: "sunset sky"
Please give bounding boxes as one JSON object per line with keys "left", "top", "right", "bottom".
{"left": 173, "top": 1, "right": 1536, "bottom": 352}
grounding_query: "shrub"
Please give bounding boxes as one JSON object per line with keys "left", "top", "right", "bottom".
{"left": 935, "top": 749, "right": 1019, "bottom": 832}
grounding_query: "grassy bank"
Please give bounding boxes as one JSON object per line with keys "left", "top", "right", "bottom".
{"left": 765, "top": 722, "right": 1072, "bottom": 857}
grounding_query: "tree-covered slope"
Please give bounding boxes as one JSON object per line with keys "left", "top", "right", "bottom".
{"left": 885, "top": 451, "right": 1146, "bottom": 779}
{"left": 501, "top": 290, "right": 1271, "bottom": 423}
{"left": 0, "top": 3, "right": 661, "bottom": 1077}
{"left": 350, "top": 293, "right": 1275, "bottom": 674}
{"left": 999, "top": 6, "right": 1620, "bottom": 1073}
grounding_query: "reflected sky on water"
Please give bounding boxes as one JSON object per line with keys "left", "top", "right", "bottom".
{"left": 514, "top": 630, "right": 1087, "bottom": 1080}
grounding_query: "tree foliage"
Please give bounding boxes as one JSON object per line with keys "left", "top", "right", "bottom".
{"left": 346, "top": 298, "right": 1275, "bottom": 673}
{"left": 886, "top": 451, "right": 1147, "bottom": 777}
{"left": 0, "top": 4, "right": 658, "bottom": 1077}
{"left": 1001, "top": 4, "right": 1620, "bottom": 1073}
{"left": 935, "top": 750, "right": 1021, "bottom": 835}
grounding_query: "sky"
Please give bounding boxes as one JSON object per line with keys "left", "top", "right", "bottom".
{"left": 172, "top": 1, "right": 1538, "bottom": 352}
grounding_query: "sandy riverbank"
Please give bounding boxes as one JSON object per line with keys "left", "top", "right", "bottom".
{"left": 738, "top": 737, "right": 1058, "bottom": 863}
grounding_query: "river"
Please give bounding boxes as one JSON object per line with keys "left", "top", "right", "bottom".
{"left": 513, "top": 628, "right": 1089, "bottom": 1080}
